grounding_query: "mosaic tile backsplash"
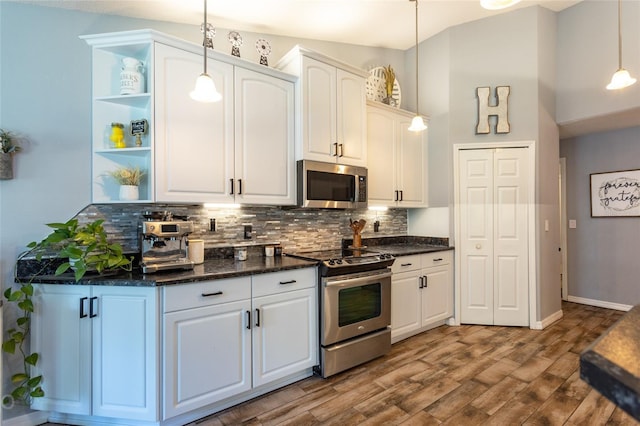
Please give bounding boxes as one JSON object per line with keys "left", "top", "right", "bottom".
{"left": 76, "top": 204, "right": 408, "bottom": 255}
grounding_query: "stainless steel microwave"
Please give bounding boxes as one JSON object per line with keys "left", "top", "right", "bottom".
{"left": 297, "top": 160, "right": 367, "bottom": 209}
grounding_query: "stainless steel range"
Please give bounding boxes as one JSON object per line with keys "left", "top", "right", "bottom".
{"left": 287, "top": 248, "right": 394, "bottom": 378}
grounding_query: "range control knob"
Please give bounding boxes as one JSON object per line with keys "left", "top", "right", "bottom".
{"left": 328, "top": 259, "right": 336, "bottom": 265}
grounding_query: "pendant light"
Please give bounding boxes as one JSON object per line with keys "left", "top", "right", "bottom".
{"left": 480, "top": 0, "right": 521, "bottom": 10}
{"left": 408, "top": 0, "right": 427, "bottom": 132}
{"left": 190, "top": 0, "right": 222, "bottom": 102}
{"left": 606, "top": 0, "right": 636, "bottom": 90}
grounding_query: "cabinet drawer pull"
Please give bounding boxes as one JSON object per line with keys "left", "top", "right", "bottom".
{"left": 89, "top": 296, "right": 98, "bottom": 318}
{"left": 230, "top": 178, "right": 234, "bottom": 195}
{"left": 279, "top": 280, "right": 297, "bottom": 285}
{"left": 201, "top": 291, "right": 223, "bottom": 297}
{"left": 401, "top": 263, "right": 413, "bottom": 267}
{"left": 246, "top": 310, "right": 251, "bottom": 330}
{"left": 433, "top": 258, "right": 443, "bottom": 262}
{"left": 80, "top": 297, "right": 88, "bottom": 318}
{"left": 255, "top": 309, "right": 260, "bottom": 327}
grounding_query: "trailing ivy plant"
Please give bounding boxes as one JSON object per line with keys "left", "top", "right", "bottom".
{"left": 2, "top": 218, "right": 133, "bottom": 407}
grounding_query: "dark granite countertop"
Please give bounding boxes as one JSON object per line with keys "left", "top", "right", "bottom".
{"left": 16, "top": 256, "right": 318, "bottom": 287}
{"left": 15, "top": 236, "right": 454, "bottom": 287}
{"left": 580, "top": 304, "right": 640, "bottom": 421}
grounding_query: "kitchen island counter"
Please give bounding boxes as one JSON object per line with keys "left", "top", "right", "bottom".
{"left": 580, "top": 304, "right": 640, "bottom": 421}
{"left": 16, "top": 255, "right": 317, "bottom": 287}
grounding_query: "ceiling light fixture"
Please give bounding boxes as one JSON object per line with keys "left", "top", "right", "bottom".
{"left": 190, "top": 0, "right": 222, "bottom": 102}
{"left": 408, "top": 0, "right": 427, "bottom": 132}
{"left": 606, "top": 0, "right": 636, "bottom": 90}
{"left": 480, "top": 0, "right": 521, "bottom": 10}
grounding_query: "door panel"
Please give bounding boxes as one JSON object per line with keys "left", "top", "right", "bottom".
{"left": 459, "top": 147, "right": 529, "bottom": 326}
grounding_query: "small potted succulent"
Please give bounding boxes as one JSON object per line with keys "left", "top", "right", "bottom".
{"left": 107, "top": 165, "right": 145, "bottom": 201}
{"left": 0, "top": 128, "right": 21, "bottom": 180}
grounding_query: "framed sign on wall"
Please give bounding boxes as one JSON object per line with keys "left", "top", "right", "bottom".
{"left": 590, "top": 169, "right": 640, "bottom": 217}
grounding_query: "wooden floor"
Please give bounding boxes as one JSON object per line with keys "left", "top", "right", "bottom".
{"left": 45, "top": 302, "right": 639, "bottom": 426}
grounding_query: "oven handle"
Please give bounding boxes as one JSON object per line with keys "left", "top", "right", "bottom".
{"left": 324, "top": 270, "right": 392, "bottom": 288}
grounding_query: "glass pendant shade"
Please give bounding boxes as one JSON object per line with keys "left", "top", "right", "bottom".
{"left": 606, "top": 68, "right": 637, "bottom": 90}
{"left": 605, "top": 0, "right": 636, "bottom": 91}
{"left": 409, "top": 115, "right": 427, "bottom": 132}
{"left": 190, "top": 73, "right": 222, "bottom": 102}
{"left": 191, "top": 0, "right": 221, "bottom": 103}
{"left": 480, "top": 0, "right": 521, "bottom": 10}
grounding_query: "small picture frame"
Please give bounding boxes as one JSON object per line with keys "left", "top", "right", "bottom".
{"left": 130, "top": 119, "right": 148, "bottom": 147}
{"left": 590, "top": 169, "right": 640, "bottom": 217}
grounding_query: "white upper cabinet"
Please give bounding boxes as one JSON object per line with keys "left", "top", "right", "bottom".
{"left": 154, "top": 43, "right": 235, "bottom": 203}
{"left": 367, "top": 101, "right": 428, "bottom": 208}
{"left": 234, "top": 67, "right": 295, "bottom": 205}
{"left": 277, "top": 46, "right": 367, "bottom": 167}
{"left": 84, "top": 30, "right": 296, "bottom": 206}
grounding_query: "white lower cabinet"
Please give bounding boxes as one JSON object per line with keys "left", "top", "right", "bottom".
{"left": 162, "top": 268, "right": 317, "bottom": 420}
{"left": 31, "top": 284, "right": 159, "bottom": 421}
{"left": 391, "top": 251, "right": 453, "bottom": 343}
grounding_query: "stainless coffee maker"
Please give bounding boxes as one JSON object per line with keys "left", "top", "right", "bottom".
{"left": 140, "top": 211, "right": 195, "bottom": 273}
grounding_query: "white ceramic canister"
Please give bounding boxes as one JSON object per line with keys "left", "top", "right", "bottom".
{"left": 120, "top": 57, "right": 145, "bottom": 95}
{"left": 188, "top": 239, "right": 205, "bottom": 264}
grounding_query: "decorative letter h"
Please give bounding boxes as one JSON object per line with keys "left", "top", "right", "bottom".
{"left": 476, "top": 86, "right": 510, "bottom": 134}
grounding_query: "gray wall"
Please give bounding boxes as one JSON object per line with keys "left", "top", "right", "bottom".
{"left": 409, "top": 6, "right": 562, "bottom": 321}
{"left": 560, "top": 126, "right": 640, "bottom": 306}
{"left": 556, "top": 0, "right": 640, "bottom": 124}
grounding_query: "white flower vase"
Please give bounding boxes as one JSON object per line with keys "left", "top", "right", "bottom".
{"left": 119, "top": 185, "right": 139, "bottom": 201}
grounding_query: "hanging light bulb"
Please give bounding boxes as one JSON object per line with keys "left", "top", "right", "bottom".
{"left": 606, "top": 0, "right": 637, "bottom": 90}
{"left": 408, "top": 0, "right": 427, "bottom": 132}
{"left": 190, "top": 0, "right": 222, "bottom": 102}
{"left": 480, "top": 0, "right": 521, "bottom": 10}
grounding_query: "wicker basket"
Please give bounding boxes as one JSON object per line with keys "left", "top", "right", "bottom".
{"left": 0, "top": 153, "right": 13, "bottom": 180}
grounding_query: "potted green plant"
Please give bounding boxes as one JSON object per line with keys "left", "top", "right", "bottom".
{"left": 2, "top": 218, "right": 133, "bottom": 407}
{"left": 107, "top": 165, "right": 145, "bottom": 201}
{"left": 0, "top": 128, "right": 21, "bottom": 180}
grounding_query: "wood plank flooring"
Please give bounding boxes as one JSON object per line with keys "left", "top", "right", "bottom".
{"left": 43, "top": 302, "right": 639, "bottom": 426}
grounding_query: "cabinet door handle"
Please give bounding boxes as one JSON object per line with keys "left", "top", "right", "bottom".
{"left": 279, "top": 280, "right": 297, "bottom": 285}
{"left": 230, "top": 179, "right": 235, "bottom": 195}
{"left": 89, "top": 296, "right": 98, "bottom": 318}
{"left": 246, "top": 310, "right": 251, "bottom": 330}
{"left": 400, "top": 190, "right": 404, "bottom": 201}
{"left": 79, "top": 297, "right": 88, "bottom": 318}
{"left": 401, "top": 263, "right": 413, "bottom": 267}
{"left": 202, "top": 291, "right": 223, "bottom": 297}
{"left": 423, "top": 275, "right": 428, "bottom": 288}
{"left": 418, "top": 276, "right": 424, "bottom": 289}
{"left": 338, "top": 143, "right": 344, "bottom": 157}
{"left": 255, "top": 308, "right": 260, "bottom": 327}
{"left": 395, "top": 190, "right": 399, "bottom": 201}
{"left": 238, "top": 179, "right": 243, "bottom": 195}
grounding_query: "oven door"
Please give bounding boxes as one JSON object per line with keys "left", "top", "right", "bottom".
{"left": 321, "top": 269, "right": 391, "bottom": 346}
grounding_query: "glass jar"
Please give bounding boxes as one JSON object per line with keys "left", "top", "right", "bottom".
{"left": 109, "top": 123, "right": 126, "bottom": 149}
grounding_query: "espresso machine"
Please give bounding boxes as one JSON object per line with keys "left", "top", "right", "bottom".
{"left": 140, "top": 212, "right": 195, "bottom": 273}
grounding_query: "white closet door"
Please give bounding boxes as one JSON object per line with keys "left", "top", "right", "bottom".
{"left": 460, "top": 149, "right": 494, "bottom": 325}
{"left": 459, "top": 148, "right": 529, "bottom": 326}
{"left": 493, "top": 148, "right": 529, "bottom": 326}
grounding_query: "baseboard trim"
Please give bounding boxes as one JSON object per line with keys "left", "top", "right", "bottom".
{"left": 531, "top": 308, "right": 563, "bottom": 330}
{"left": 567, "top": 296, "right": 632, "bottom": 312}
{"left": 3, "top": 410, "right": 51, "bottom": 426}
